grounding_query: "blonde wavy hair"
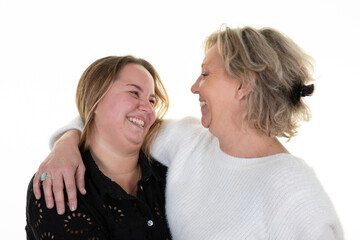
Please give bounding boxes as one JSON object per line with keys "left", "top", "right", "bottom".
{"left": 76, "top": 56, "right": 169, "bottom": 157}
{"left": 205, "top": 25, "right": 314, "bottom": 139}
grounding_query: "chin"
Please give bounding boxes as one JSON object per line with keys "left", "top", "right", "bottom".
{"left": 127, "top": 135, "right": 145, "bottom": 146}
{"left": 201, "top": 117, "right": 210, "bottom": 129}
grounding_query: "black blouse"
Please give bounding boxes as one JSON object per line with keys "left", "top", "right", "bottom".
{"left": 26, "top": 150, "right": 171, "bottom": 240}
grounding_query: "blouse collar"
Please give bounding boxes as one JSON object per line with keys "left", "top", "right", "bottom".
{"left": 82, "top": 149, "right": 163, "bottom": 199}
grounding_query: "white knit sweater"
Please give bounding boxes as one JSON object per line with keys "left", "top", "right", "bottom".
{"left": 150, "top": 117, "right": 343, "bottom": 240}
{"left": 52, "top": 116, "right": 343, "bottom": 240}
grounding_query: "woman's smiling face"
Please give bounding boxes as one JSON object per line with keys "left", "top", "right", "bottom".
{"left": 191, "top": 45, "right": 241, "bottom": 136}
{"left": 93, "top": 63, "right": 156, "bottom": 149}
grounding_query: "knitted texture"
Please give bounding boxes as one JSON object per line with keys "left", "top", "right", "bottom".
{"left": 49, "top": 117, "right": 84, "bottom": 149}
{"left": 51, "top": 116, "right": 343, "bottom": 239}
{"left": 151, "top": 117, "right": 343, "bottom": 240}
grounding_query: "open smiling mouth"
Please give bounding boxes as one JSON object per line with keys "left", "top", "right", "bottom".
{"left": 127, "top": 117, "right": 145, "bottom": 127}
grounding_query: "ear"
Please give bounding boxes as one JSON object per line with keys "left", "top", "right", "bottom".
{"left": 235, "top": 72, "right": 255, "bottom": 100}
{"left": 235, "top": 82, "right": 251, "bottom": 100}
{"left": 235, "top": 80, "right": 253, "bottom": 101}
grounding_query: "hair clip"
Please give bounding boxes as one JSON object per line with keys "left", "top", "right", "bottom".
{"left": 291, "top": 83, "right": 314, "bottom": 106}
{"left": 300, "top": 84, "right": 314, "bottom": 97}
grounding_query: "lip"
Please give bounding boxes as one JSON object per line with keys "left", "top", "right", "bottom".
{"left": 199, "top": 97, "right": 207, "bottom": 107}
{"left": 127, "top": 115, "right": 146, "bottom": 128}
{"left": 199, "top": 101, "right": 207, "bottom": 117}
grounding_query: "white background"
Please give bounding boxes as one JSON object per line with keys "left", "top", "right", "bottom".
{"left": 1, "top": 0, "right": 359, "bottom": 239}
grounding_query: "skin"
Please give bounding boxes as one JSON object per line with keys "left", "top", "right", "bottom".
{"left": 33, "top": 63, "right": 156, "bottom": 214}
{"left": 34, "top": 45, "right": 288, "bottom": 214}
{"left": 192, "top": 45, "right": 288, "bottom": 158}
{"left": 191, "top": 45, "right": 245, "bottom": 135}
{"left": 88, "top": 63, "right": 156, "bottom": 192}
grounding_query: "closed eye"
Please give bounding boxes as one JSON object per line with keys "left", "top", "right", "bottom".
{"left": 130, "top": 91, "right": 139, "bottom": 97}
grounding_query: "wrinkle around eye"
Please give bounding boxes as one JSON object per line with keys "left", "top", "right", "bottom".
{"left": 130, "top": 91, "right": 139, "bottom": 97}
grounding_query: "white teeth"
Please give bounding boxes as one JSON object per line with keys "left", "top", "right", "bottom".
{"left": 200, "top": 101, "right": 207, "bottom": 107}
{"left": 128, "top": 117, "right": 145, "bottom": 127}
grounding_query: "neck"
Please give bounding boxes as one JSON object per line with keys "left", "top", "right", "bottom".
{"left": 214, "top": 120, "right": 289, "bottom": 158}
{"left": 88, "top": 135, "right": 141, "bottom": 196}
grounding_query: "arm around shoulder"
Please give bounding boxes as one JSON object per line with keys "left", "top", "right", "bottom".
{"left": 49, "top": 116, "right": 84, "bottom": 149}
{"left": 150, "top": 117, "right": 203, "bottom": 166}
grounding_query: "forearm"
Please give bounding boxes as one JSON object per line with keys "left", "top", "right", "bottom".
{"left": 150, "top": 117, "right": 202, "bottom": 166}
{"left": 53, "top": 129, "right": 81, "bottom": 151}
{"left": 49, "top": 116, "right": 84, "bottom": 149}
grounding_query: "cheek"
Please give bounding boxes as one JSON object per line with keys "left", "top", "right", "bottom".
{"left": 149, "top": 111, "right": 156, "bottom": 126}
{"left": 102, "top": 97, "right": 133, "bottom": 122}
{"left": 200, "top": 80, "right": 216, "bottom": 102}
{"left": 117, "top": 95, "right": 137, "bottom": 111}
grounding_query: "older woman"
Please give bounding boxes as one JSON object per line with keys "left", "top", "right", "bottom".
{"left": 33, "top": 26, "right": 343, "bottom": 239}
{"left": 26, "top": 56, "right": 171, "bottom": 239}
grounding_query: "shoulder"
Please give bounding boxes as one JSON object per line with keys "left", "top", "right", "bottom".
{"left": 256, "top": 154, "right": 337, "bottom": 214}
{"left": 161, "top": 117, "right": 203, "bottom": 131}
{"left": 26, "top": 175, "right": 59, "bottom": 237}
{"left": 26, "top": 174, "right": 104, "bottom": 239}
{"left": 160, "top": 117, "right": 208, "bottom": 141}
{"left": 150, "top": 160, "right": 168, "bottom": 181}
{"left": 267, "top": 155, "right": 340, "bottom": 217}
{"left": 264, "top": 155, "right": 343, "bottom": 238}
{"left": 150, "top": 117, "right": 213, "bottom": 166}
{"left": 272, "top": 154, "right": 320, "bottom": 185}
{"left": 263, "top": 154, "right": 325, "bottom": 193}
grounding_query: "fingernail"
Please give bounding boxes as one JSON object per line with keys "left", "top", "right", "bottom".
{"left": 46, "top": 201, "right": 54, "bottom": 209}
{"left": 34, "top": 193, "right": 40, "bottom": 200}
{"left": 70, "top": 204, "right": 76, "bottom": 211}
{"left": 57, "top": 207, "right": 65, "bottom": 215}
{"left": 81, "top": 188, "right": 87, "bottom": 194}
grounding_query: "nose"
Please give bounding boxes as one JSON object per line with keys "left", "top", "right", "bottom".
{"left": 139, "top": 99, "right": 154, "bottom": 113}
{"left": 191, "top": 75, "right": 201, "bottom": 94}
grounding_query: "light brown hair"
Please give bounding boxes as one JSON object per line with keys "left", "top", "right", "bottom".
{"left": 76, "top": 56, "right": 169, "bottom": 157}
{"left": 205, "top": 25, "right": 314, "bottom": 139}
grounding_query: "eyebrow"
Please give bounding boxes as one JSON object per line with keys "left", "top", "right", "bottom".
{"left": 126, "top": 84, "right": 156, "bottom": 98}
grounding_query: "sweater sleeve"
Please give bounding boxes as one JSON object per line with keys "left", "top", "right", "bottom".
{"left": 269, "top": 160, "right": 343, "bottom": 240}
{"left": 318, "top": 228, "right": 339, "bottom": 240}
{"left": 150, "top": 117, "right": 203, "bottom": 167}
{"left": 49, "top": 116, "right": 84, "bottom": 149}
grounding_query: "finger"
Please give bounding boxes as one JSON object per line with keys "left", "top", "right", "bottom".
{"left": 76, "top": 164, "right": 87, "bottom": 195}
{"left": 63, "top": 171, "right": 78, "bottom": 212}
{"left": 52, "top": 172, "right": 65, "bottom": 215}
{"left": 34, "top": 151, "right": 55, "bottom": 200}
{"left": 42, "top": 177, "right": 54, "bottom": 210}
{"left": 33, "top": 169, "right": 43, "bottom": 200}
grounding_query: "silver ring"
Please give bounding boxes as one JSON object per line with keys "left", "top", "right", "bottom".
{"left": 40, "top": 172, "right": 51, "bottom": 181}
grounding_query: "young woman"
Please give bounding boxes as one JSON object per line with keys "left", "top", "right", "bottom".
{"left": 26, "top": 56, "right": 171, "bottom": 239}
{"left": 33, "top": 26, "right": 343, "bottom": 239}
